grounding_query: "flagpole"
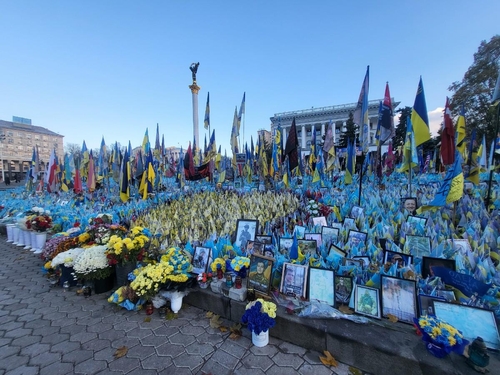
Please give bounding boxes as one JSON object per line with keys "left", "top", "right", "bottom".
{"left": 485, "top": 103, "right": 500, "bottom": 210}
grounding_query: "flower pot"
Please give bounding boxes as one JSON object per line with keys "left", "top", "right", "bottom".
{"left": 252, "top": 330, "right": 269, "bottom": 347}
{"left": 6, "top": 224, "right": 15, "bottom": 242}
{"left": 17, "top": 229, "right": 26, "bottom": 247}
{"left": 11, "top": 226, "right": 20, "bottom": 245}
{"left": 115, "top": 262, "right": 136, "bottom": 287}
{"left": 30, "top": 232, "right": 37, "bottom": 249}
{"left": 169, "top": 291, "right": 185, "bottom": 314}
{"left": 23, "top": 230, "right": 32, "bottom": 250}
{"left": 93, "top": 273, "right": 115, "bottom": 295}
{"left": 59, "top": 266, "right": 77, "bottom": 287}
{"left": 33, "top": 232, "right": 47, "bottom": 254}
{"left": 425, "top": 340, "right": 449, "bottom": 358}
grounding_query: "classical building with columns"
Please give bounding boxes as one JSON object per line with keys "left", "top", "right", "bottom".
{"left": 270, "top": 99, "right": 399, "bottom": 156}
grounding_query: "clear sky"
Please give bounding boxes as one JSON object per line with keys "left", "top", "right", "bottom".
{"left": 1, "top": 1, "right": 499, "bottom": 154}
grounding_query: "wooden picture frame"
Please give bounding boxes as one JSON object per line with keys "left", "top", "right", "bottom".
{"left": 278, "top": 237, "right": 294, "bottom": 256}
{"left": 347, "top": 229, "right": 367, "bottom": 248}
{"left": 350, "top": 205, "right": 364, "bottom": 219}
{"left": 280, "top": 263, "right": 308, "bottom": 299}
{"left": 304, "top": 232, "right": 322, "bottom": 248}
{"left": 401, "top": 197, "right": 418, "bottom": 214}
{"left": 308, "top": 267, "right": 334, "bottom": 306}
{"left": 255, "top": 235, "right": 272, "bottom": 244}
{"left": 298, "top": 239, "right": 318, "bottom": 256}
{"left": 355, "top": 285, "right": 381, "bottom": 319}
{"left": 321, "top": 226, "right": 339, "bottom": 248}
{"left": 334, "top": 275, "right": 353, "bottom": 306}
{"left": 381, "top": 275, "right": 417, "bottom": 324}
{"left": 294, "top": 225, "right": 306, "bottom": 239}
{"left": 312, "top": 216, "right": 327, "bottom": 227}
{"left": 191, "top": 246, "right": 211, "bottom": 275}
{"left": 404, "top": 235, "right": 431, "bottom": 257}
{"left": 421, "top": 257, "right": 456, "bottom": 279}
{"left": 247, "top": 254, "right": 273, "bottom": 296}
{"left": 384, "top": 250, "right": 413, "bottom": 268}
{"left": 433, "top": 301, "right": 500, "bottom": 349}
{"left": 328, "top": 244, "right": 346, "bottom": 258}
{"left": 234, "top": 219, "right": 258, "bottom": 249}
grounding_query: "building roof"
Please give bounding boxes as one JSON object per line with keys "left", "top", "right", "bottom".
{"left": 0, "top": 119, "right": 64, "bottom": 138}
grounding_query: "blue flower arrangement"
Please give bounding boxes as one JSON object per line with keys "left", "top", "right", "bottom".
{"left": 241, "top": 299, "right": 277, "bottom": 335}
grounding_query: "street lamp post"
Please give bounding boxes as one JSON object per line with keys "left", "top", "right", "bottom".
{"left": 0, "top": 133, "right": 5, "bottom": 182}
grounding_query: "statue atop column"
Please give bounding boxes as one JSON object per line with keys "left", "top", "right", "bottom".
{"left": 190, "top": 62, "right": 200, "bottom": 83}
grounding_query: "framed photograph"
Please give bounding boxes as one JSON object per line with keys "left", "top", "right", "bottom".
{"left": 234, "top": 219, "right": 258, "bottom": 249}
{"left": 280, "top": 263, "right": 308, "bottom": 299}
{"left": 191, "top": 246, "right": 211, "bottom": 275}
{"left": 334, "top": 275, "right": 353, "bottom": 306}
{"left": 245, "top": 241, "right": 264, "bottom": 256}
{"left": 347, "top": 230, "right": 367, "bottom": 248}
{"left": 418, "top": 294, "right": 445, "bottom": 316}
{"left": 450, "top": 239, "right": 472, "bottom": 255}
{"left": 294, "top": 225, "right": 306, "bottom": 239}
{"left": 464, "top": 182, "right": 474, "bottom": 195}
{"left": 344, "top": 258, "right": 363, "bottom": 268}
{"left": 384, "top": 250, "right": 413, "bottom": 268}
{"left": 355, "top": 285, "right": 381, "bottom": 319}
{"left": 331, "top": 222, "right": 343, "bottom": 232}
{"left": 247, "top": 254, "right": 274, "bottom": 296}
{"left": 404, "top": 235, "right": 431, "bottom": 257}
{"left": 328, "top": 244, "right": 346, "bottom": 258}
{"left": 321, "top": 226, "right": 340, "bottom": 248}
{"left": 308, "top": 267, "right": 334, "bottom": 306}
{"left": 352, "top": 256, "right": 370, "bottom": 268}
{"left": 255, "top": 235, "right": 272, "bottom": 244}
{"left": 381, "top": 275, "right": 417, "bottom": 324}
{"left": 304, "top": 233, "right": 322, "bottom": 248}
{"left": 278, "top": 237, "right": 294, "bottom": 256}
{"left": 433, "top": 301, "right": 500, "bottom": 349}
{"left": 343, "top": 217, "right": 356, "bottom": 229}
{"left": 421, "top": 257, "right": 456, "bottom": 279}
{"left": 350, "top": 205, "right": 364, "bottom": 219}
{"left": 234, "top": 180, "right": 242, "bottom": 189}
{"left": 312, "top": 216, "right": 327, "bottom": 227}
{"left": 298, "top": 239, "right": 318, "bottom": 256}
{"left": 406, "top": 215, "right": 427, "bottom": 228}
{"left": 401, "top": 197, "right": 417, "bottom": 214}
{"left": 436, "top": 290, "right": 456, "bottom": 302}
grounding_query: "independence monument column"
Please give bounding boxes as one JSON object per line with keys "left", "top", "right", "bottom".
{"left": 189, "top": 62, "right": 201, "bottom": 149}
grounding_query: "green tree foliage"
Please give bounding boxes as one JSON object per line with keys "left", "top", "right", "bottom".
{"left": 393, "top": 106, "right": 412, "bottom": 149}
{"left": 338, "top": 112, "right": 358, "bottom": 148}
{"left": 448, "top": 35, "right": 500, "bottom": 147}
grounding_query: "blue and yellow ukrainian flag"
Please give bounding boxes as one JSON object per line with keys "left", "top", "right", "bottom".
{"left": 411, "top": 77, "right": 431, "bottom": 147}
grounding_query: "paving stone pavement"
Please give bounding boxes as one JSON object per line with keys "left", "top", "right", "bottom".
{"left": 0, "top": 237, "right": 370, "bottom": 375}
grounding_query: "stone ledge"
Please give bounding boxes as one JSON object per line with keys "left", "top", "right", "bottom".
{"left": 184, "top": 287, "right": 500, "bottom": 375}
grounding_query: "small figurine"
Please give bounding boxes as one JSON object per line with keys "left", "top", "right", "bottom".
{"left": 465, "top": 337, "right": 490, "bottom": 373}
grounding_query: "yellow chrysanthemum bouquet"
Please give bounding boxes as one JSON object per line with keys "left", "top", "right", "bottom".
{"left": 105, "top": 227, "right": 151, "bottom": 266}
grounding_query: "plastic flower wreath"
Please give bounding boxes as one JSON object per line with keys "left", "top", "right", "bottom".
{"left": 414, "top": 316, "right": 469, "bottom": 356}
{"left": 241, "top": 298, "right": 277, "bottom": 335}
{"left": 211, "top": 258, "right": 226, "bottom": 273}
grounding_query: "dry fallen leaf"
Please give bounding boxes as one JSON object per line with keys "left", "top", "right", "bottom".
{"left": 166, "top": 311, "right": 177, "bottom": 320}
{"left": 338, "top": 305, "right": 354, "bottom": 315}
{"left": 219, "top": 326, "right": 228, "bottom": 333}
{"left": 229, "top": 332, "right": 241, "bottom": 340}
{"left": 143, "top": 316, "right": 151, "bottom": 323}
{"left": 114, "top": 346, "right": 128, "bottom": 359}
{"left": 209, "top": 314, "right": 223, "bottom": 329}
{"left": 206, "top": 311, "right": 214, "bottom": 318}
{"left": 319, "top": 350, "right": 338, "bottom": 367}
{"left": 230, "top": 323, "right": 242, "bottom": 334}
{"left": 387, "top": 314, "right": 398, "bottom": 323}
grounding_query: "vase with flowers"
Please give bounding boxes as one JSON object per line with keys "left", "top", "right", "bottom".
{"left": 231, "top": 256, "right": 250, "bottom": 278}
{"left": 73, "top": 245, "right": 114, "bottom": 294}
{"left": 414, "top": 316, "right": 469, "bottom": 358}
{"left": 211, "top": 258, "right": 226, "bottom": 279}
{"left": 50, "top": 247, "right": 85, "bottom": 287}
{"left": 241, "top": 298, "right": 277, "bottom": 347}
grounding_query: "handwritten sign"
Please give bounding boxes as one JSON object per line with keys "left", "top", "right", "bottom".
{"left": 431, "top": 266, "right": 491, "bottom": 297}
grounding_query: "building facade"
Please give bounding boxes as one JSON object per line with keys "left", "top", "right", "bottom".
{"left": 0, "top": 118, "right": 64, "bottom": 180}
{"left": 269, "top": 99, "right": 399, "bottom": 156}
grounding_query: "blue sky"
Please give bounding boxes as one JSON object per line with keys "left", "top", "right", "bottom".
{"left": 1, "top": 1, "right": 499, "bottom": 154}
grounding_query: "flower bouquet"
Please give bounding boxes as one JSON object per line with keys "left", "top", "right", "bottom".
{"left": 73, "top": 245, "right": 113, "bottom": 281}
{"left": 231, "top": 256, "right": 250, "bottom": 278}
{"left": 414, "top": 316, "right": 469, "bottom": 358}
{"left": 105, "top": 226, "right": 151, "bottom": 266}
{"left": 50, "top": 248, "right": 85, "bottom": 268}
{"left": 29, "top": 214, "right": 53, "bottom": 232}
{"left": 241, "top": 298, "right": 277, "bottom": 335}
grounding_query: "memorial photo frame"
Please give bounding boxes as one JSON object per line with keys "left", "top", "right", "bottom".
{"left": 245, "top": 240, "right": 264, "bottom": 256}
{"left": 304, "top": 233, "right": 322, "bottom": 248}
{"left": 234, "top": 219, "right": 258, "bottom": 249}
{"left": 450, "top": 239, "right": 472, "bottom": 255}
{"left": 406, "top": 215, "right": 428, "bottom": 228}
{"left": 355, "top": 285, "right": 381, "bottom": 319}
{"left": 436, "top": 290, "right": 456, "bottom": 302}
{"left": 418, "top": 294, "right": 445, "bottom": 316}
{"left": 294, "top": 225, "right": 306, "bottom": 239}
{"left": 350, "top": 205, "right": 364, "bottom": 220}
{"left": 384, "top": 250, "right": 413, "bottom": 268}
{"left": 191, "top": 246, "right": 211, "bottom": 275}
{"left": 280, "top": 263, "right": 308, "bottom": 299}
{"left": 247, "top": 254, "right": 274, "bottom": 296}
{"left": 321, "top": 226, "right": 340, "bottom": 248}
{"left": 312, "top": 216, "right": 327, "bottom": 227}
{"left": 279, "top": 237, "right": 294, "bottom": 256}
{"left": 352, "top": 256, "right": 370, "bottom": 268}
{"left": 347, "top": 229, "right": 367, "bottom": 248}
{"left": 343, "top": 217, "right": 356, "bottom": 229}
{"left": 298, "top": 239, "right": 318, "bottom": 256}
{"left": 334, "top": 275, "right": 353, "bottom": 307}
{"left": 255, "top": 235, "right": 272, "bottom": 244}
{"left": 381, "top": 275, "right": 417, "bottom": 324}
{"left": 262, "top": 244, "right": 275, "bottom": 259}
{"left": 404, "top": 235, "right": 431, "bottom": 258}
{"left": 421, "top": 257, "right": 456, "bottom": 279}
{"left": 328, "top": 244, "right": 346, "bottom": 258}
{"left": 308, "top": 267, "right": 334, "bottom": 306}
{"left": 401, "top": 197, "right": 418, "bottom": 214}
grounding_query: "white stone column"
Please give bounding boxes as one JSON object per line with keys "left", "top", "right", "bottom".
{"left": 189, "top": 83, "right": 201, "bottom": 149}
{"left": 321, "top": 123, "right": 325, "bottom": 137}
{"left": 301, "top": 125, "right": 307, "bottom": 150}
{"left": 282, "top": 127, "right": 287, "bottom": 147}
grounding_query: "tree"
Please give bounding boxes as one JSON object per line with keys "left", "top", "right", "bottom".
{"left": 449, "top": 35, "right": 500, "bottom": 147}
{"left": 338, "top": 112, "right": 358, "bottom": 148}
{"left": 393, "top": 106, "right": 412, "bottom": 150}
{"left": 64, "top": 143, "right": 81, "bottom": 158}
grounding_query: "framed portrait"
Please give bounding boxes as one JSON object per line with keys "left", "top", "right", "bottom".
{"left": 347, "top": 230, "right": 367, "bottom": 248}
{"left": 384, "top": 250, "right": 413, "bottom": 268}
{"left": 350, "top": 205, "right": 364, "bottom": 220}
{"left": 246, "top": 241, "right": 264, "bottom": 256}
{"left": 331, "top": 222, "right": 343, "bottom": 232}
{"left": 352, "top": 256, "right": 370, "bottom": 268}
{"left": 312, "top": 216, "right": 327, "bottom": 227}
{"left": 355, "top": 285, "right": 381, "bottom": 319}
{"left": 328, "top": 244, "right": 346, "bottom": 258}
{"left": 401, "top": 197, "right": 418, "bottom": 214}
{"left": 381, "top": 275, "right": 417, "bottom": 324}
{"left": 436, "top": 290, "right": 456, "bottom": 302}
{"left": 279, "top": 237, "right": 294, "bottom": 256}
{"left": 255, "top": 235, "right": 272, "bottom": 244}
{"left": 433, "top": 301, "right": 500, "bottom": 349}
{"left": 421, "top": 257, "right": 456, "bottom": 279}
{"left": 334, "top": 275, "right": 353, "bottom": 306}
{"left": 191, "top": 246, "right": 211, "bottom": 275}
{"left": 406, "top": 215, "right": 428, "bottom": 228}
{"left": 262, "top": 244, "right": 275, "bottom": 259}
{"left": 298, "top": 239, "right": 318, "bottom": 256}
{"left": 343, "top": 217, "right": 356, "bottom": 230}
{"left": 308, "top": 267, "right": 334, "bottom": 306}
{"left": 294, "top": 225, "right": 306, "bottom": 239}
{"left": 344, "top": 258, "right": 363, "bottom": 268}
{"left": 418, "top": 294, "right": 445, "bottom": 316}
{"left": 247, "top": 254, "right": 274, "bottom": 296}
{"left": 304, "top": 233, "right": 322, "bottom": 248}
{"left": 234, "top": 219, "right": 258, "bottom": 249}
{"left": 404, "top": 235, "right": 431, "bottom": 257}
{"left": 280, "top": 263, "right": 308, "bottom": 299}
{"left": 449, "top": 239, "right": 472, "bottom": 255}
{"left": 321, "top": 226, "right": 340, "bottom": 248}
